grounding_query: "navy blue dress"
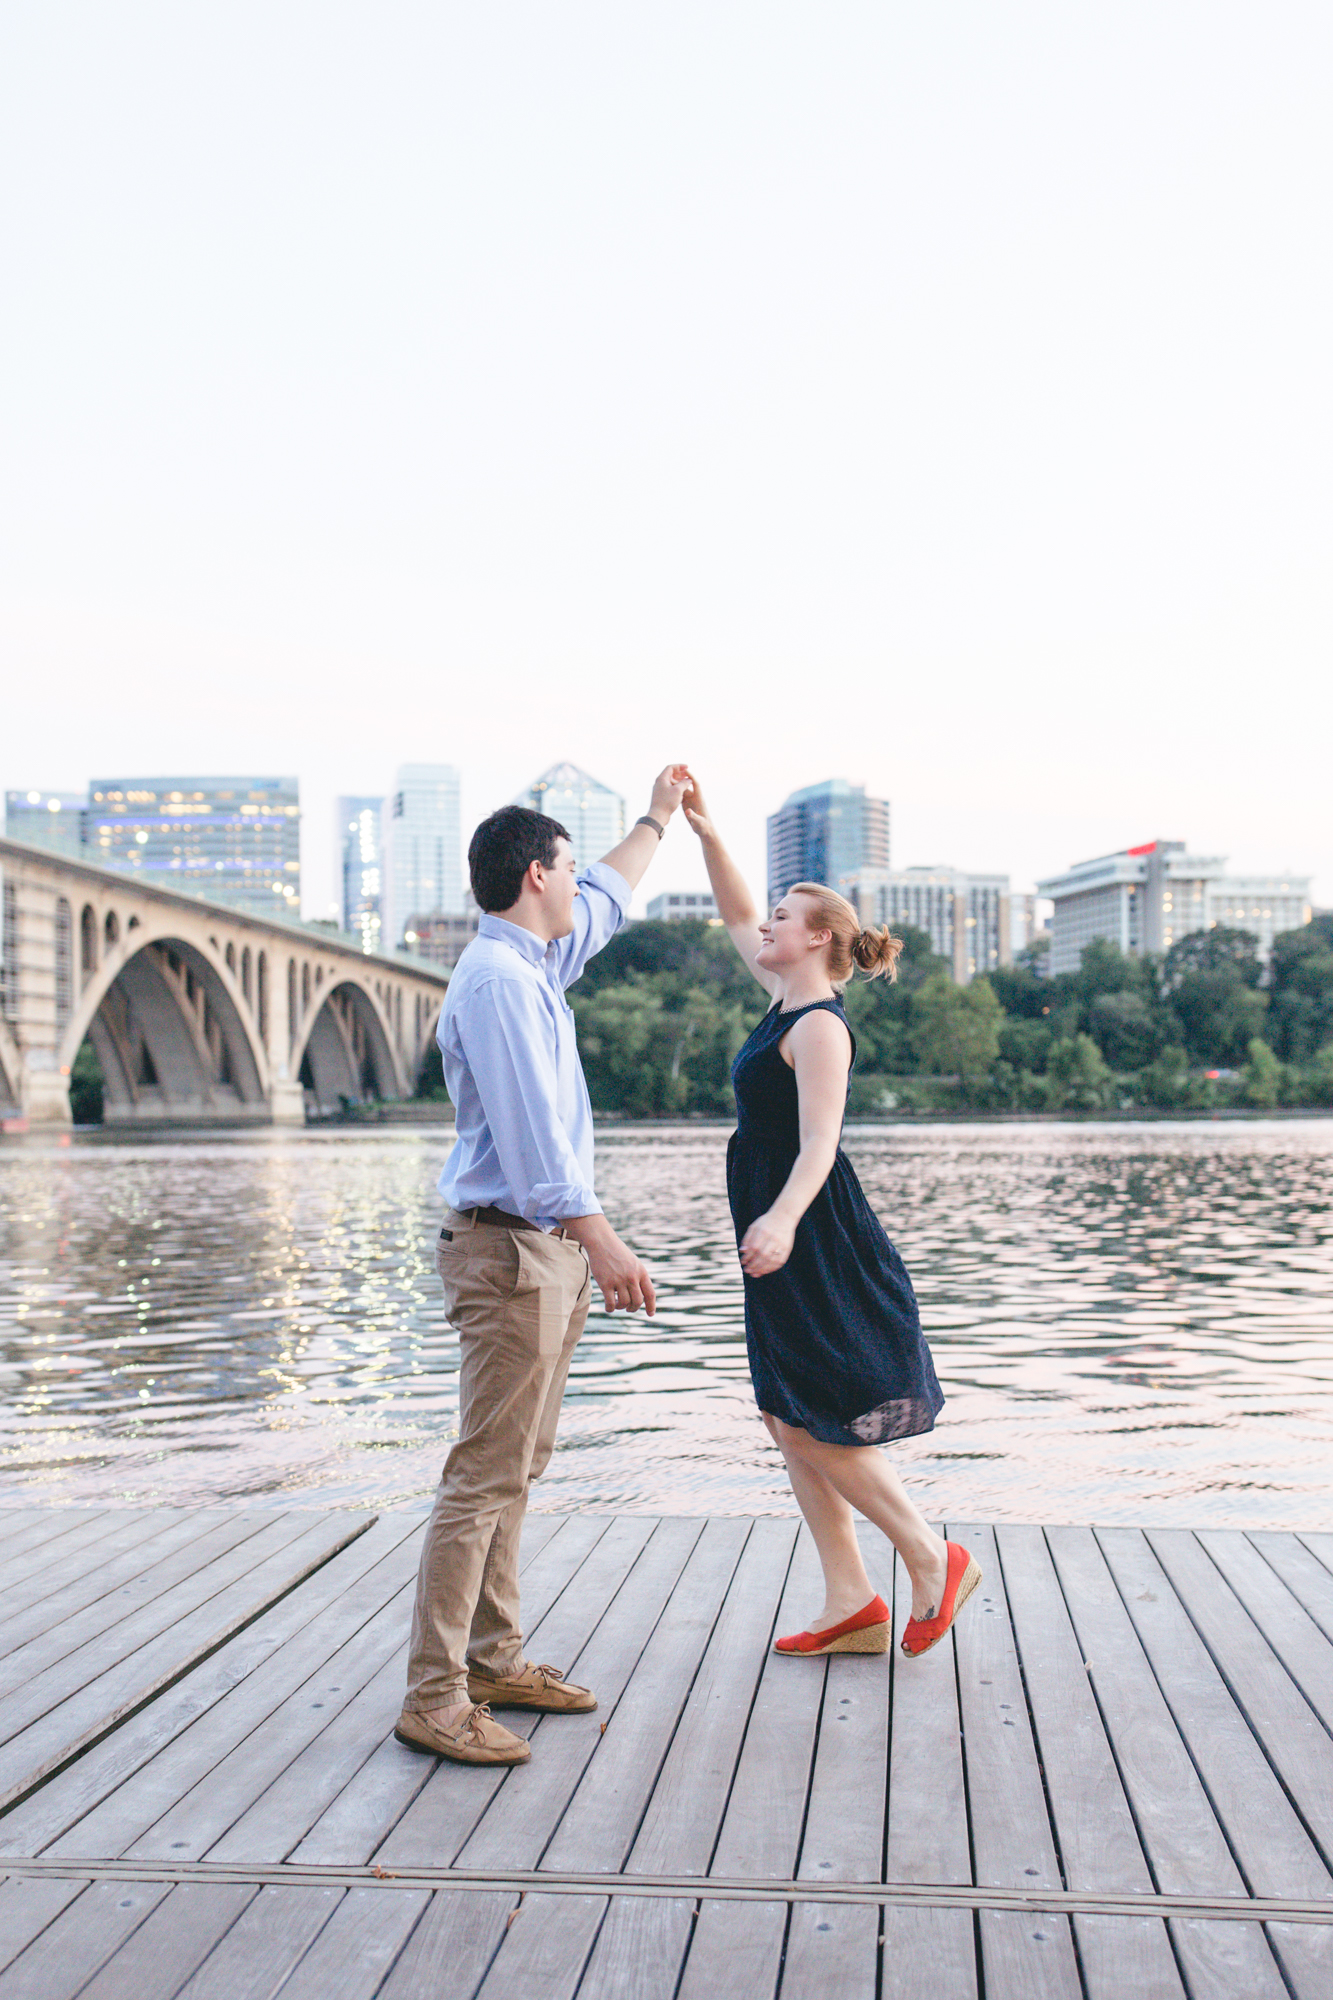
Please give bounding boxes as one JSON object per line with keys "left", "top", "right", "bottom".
{"left": 726, "top": 997, "right": 944, "bottom": 1447}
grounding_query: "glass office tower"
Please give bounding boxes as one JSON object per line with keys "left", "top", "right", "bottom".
{"left": 381, "top": 765, "right": 463, "bottom": 950}
{"left": 3, "top": 791, "right": 89, "bottom": 860}
{"left": 513, "top": 762, "right": 625, "bottom": 861}
{"left": 335, "top": 795, "right": 384, "bottom": 953}
{"left": 767, "top": 778, "right": 890, "bottom": 907}
{"left": 86, "top": 777, "right": 301, "bottom": 917}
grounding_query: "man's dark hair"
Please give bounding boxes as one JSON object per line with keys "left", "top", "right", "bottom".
{"left": 468, "top": 805, "right": 572, "bottom": 913}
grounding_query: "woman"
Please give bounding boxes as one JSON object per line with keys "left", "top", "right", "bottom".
{"left": 684, "top": 777, "right": 979, "bottom": 1658}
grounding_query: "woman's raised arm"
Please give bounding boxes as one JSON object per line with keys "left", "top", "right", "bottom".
{"left": 682, "top": 776, "right": 778, "bottom": 995}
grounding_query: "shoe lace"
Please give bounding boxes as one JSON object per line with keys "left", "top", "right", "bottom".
{"left": 532, "top": 1664, "right": 564, "bottom": 1688}
{"left": 462, "top": 1702, "right": 494, "bottom": 1741}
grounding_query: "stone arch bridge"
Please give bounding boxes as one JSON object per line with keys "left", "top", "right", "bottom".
{"left": 0, "top": 837, "right": 450, "bottom": 1127}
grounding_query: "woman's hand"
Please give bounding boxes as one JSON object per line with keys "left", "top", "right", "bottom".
{"left": 739, "top": 1209, "right": 796, "bottom": 1277}
{"left": 681, "top": 775, "right": 715, "bottom": 842}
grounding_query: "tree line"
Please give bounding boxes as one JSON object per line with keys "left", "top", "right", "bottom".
{"left": 417, "top": 910, "right": 1333, "bottom": 1118}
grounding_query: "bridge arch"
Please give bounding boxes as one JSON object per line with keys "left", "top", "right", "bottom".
{"left": 60, "top": 925, "right": 270, "bottom": 1125}
{"left": 290, "top": 979, "right": 402, "bottom": 1114}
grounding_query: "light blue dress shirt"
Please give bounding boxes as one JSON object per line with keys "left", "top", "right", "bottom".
{"left": 435, "top": 861, "right": 631, "bottom": 1231}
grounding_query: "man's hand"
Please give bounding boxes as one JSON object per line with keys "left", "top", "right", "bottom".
{"left": 564, "top": 1213, "right": 657, "bottom": 1315}
{"left": 648, "top": 764, "right": 692, "bottom": 825}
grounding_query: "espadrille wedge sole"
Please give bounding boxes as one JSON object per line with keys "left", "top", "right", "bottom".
{"left": 812, "top": 1619, "right": 891, "bottom": 1656}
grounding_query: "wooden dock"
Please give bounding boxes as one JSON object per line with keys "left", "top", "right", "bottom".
{"left": 0, "top": 1508, "right": 1329, "bottom": 1998}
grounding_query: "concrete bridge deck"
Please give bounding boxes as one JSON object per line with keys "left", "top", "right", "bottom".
{"left": 0, "top": 1507, "right": 1329, "bottom": 1998}
{"left": 0, "top": 837, "right": 448, "bottom": 1127}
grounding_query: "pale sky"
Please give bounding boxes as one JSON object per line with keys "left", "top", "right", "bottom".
{"left": 3, "top": 2, "right": 1330, "bottom": 920}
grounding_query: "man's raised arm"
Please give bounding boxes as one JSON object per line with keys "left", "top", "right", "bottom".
{"left": 599, "top": 764, "right": 692, "bottom": 890}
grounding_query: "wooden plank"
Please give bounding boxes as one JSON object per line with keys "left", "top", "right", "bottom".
{"left": 708, "top": 1526, "right": 827, "bottom": 1880}
{"left": 474, "top": 1892, "right": 605, "bottom": 2000}
{"left": 132, "top": 1578, "right": 416, "bottom": 1860}
{"left": 949, "top": 1523, "right": 1082, "bottom": 2000}
{"left": 1045, "top": 1527, "right": 1246, "bottom": 1897}
{"left": 0, "top": 1513, "right": 129, "bottom": 1597}
{"left": 0, "top": 1512, "right": 292, "bottom": 1694}
{"left": 293, "top": 1514, "right": 639, "bottom": 1868}
{"left": 216, "top": 1520, "right": 618, "bottom": 1866}
{"left": 996, "top": 1528, "right": 1183, "bottom": 2000}
{"left": 0, "top": 1513, "right": 54, "bottom": 1562}
{"left": 247, "top": 1886, "right": 430, "bottom": 2000}
{"left": 1196, "top": 1530, "right": 1333, "bottom": 1735}
{"left": 573, "top": 1897, "right": 695, "bottom": 2000}
{"left": 0, "top": 1514, "right": 417, "bottom": 1858}
{"left": 1266, "top": 1920, "right": 1333, "bottom": 2000}
{"left": 0, "top": 1510, "right": 355, "bottom": 1758}
{"left": 627, "top": 1518, "right": 797, "bottom": 1877}
{"left": 780, "top": 1902, "right": 879, "bottom": 2000}
{"left": 542, "top": 1517, "right": 751, "bottom": 1873}
{"left": 172, "top": 1885, "right": 343, "bottom": 2000}
{"left": 375, "top": 1891, "right": 516, "bottom": 2000}
{"left": 676, "top": 1901, "right": 785, "bottom": 2000}
{"left": 449, "top": 1519, "right": 705, "bottom": 1872}
{"left": 0, "top": 1512, "right": 210, "bottom": 1652}
{"left": 0, "top": 1878, "right": 170, "bottom": 2000}
{"left": 75, "top": 1885, "right": 261, "bottom": 2000}
{"left": 0, "top": 1876, "right": 88, "bottom": 1976}
{"left": 1298, "top": 1531, "right": 1333, "bottom": 1577}
{"left": 385, "top": 1517, "right": 690, "bottom": 1872}
{"left": 1168, "top": 1918, "right": 1290, "bottom": 1999}
{"left": 1098, "top": 1528, "right": 1333, "bottom": 1898}
{"left": 1148, "top": 1531, "right": 1333, "bottom": 1869}
{"left": 0, "top": 1511, "right": 374, "bottom": 1815}
{"left": 1249, "top": 1531, "right": 1333, "bottom": 1644}
{"left": 49, "top": 1520, "right": 420, "bottom": 1859}
{"left": 884, "top": 1543, "right": 976, "bottom": 2000}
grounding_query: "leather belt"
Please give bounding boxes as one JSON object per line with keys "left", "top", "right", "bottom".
{"left": 459, "top": 1205, "right": 575, "bottom": 1242}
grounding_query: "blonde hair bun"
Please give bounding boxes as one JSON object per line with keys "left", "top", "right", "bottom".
{"left": 852, "top": 924, "right": 904, "bottom": 981}
{"left": 787, "top": 884, "right": 904, "bottom": 986}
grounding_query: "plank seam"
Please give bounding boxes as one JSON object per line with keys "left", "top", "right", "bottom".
{"left": 0, "top": 1857, "right": 1329, "bottom": 1924}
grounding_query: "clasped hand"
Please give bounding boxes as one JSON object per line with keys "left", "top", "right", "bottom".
{"left": 739, "top": 1210, "right": 795, "bottom": 1277}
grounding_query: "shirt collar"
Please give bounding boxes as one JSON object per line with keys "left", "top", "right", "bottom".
{"left": 477, "top": 912, "right": 555, "bottom": 966}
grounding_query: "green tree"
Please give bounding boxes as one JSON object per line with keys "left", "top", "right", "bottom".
{"left": 1240, "top": 1037, "right": 1284, "bottom": 1109}
{"left": 1086, "top": 989, "right": 1165, "bottom": 1071}
{"left": 1139, "top": 1045, "right": 1190, "bottom": 1108}
{"left": 1170, "top": 973, "right": 1267, "bottom": 1065}
{"left": 908, "top": 974, "right": 1003, "bottom": 1080}
{"left": 997, "top": 1016, "right": 1054, "bottom": 1074}
{"left": 1267, "top": 917, "right": 1333, "bottom": 1062}
{"left": 1043, "top": 1033, "right": 1115, "bottom": 1112}
{"left": 69, "top": 1039, "right": 104, "bottom": 1124}
{"left": 1165, "top": 927, "right": 1263, "bottom": 986}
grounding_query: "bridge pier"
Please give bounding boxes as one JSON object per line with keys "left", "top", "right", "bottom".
{"left": 270, "top": 1078, "right": 306, "bottom": 1125}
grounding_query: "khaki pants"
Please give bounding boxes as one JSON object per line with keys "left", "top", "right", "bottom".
{"left": 404, "top": 1209, "right": 592, "bottom": 1712}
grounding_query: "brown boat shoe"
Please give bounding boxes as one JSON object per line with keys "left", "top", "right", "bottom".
{"left": 465, "top": 1658, "right": 598, "bottom": 1713}
{"left": 393, "top": 1702, "right": 531, "bottom": 1766}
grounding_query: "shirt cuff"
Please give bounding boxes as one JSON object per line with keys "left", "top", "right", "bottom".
{"left": 577, "top": 859, "right": 632, "bottom": 914}
{"left": 525, "top": 1182, "right": 604, "bottom": 1232}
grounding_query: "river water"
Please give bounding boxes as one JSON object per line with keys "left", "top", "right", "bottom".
{"left": 1, "top": 1121, "right": 1330, "bottom": 1527}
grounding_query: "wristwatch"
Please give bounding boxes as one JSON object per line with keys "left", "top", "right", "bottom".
{"left": 635, "top": 815, "right": 666, "bottom": 839}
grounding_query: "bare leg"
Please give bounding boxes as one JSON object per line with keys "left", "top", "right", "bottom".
{"left": 770, "top": 1414, "right": 948, "bottom": 1621}
{"left": 764, "top": 1413, "right": 876, "bottom": 1627}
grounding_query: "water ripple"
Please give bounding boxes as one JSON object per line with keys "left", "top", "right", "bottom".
{"left": 0, "top": 1119, "right": 1330, "bottom": 1525}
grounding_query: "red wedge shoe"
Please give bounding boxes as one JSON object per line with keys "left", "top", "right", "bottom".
{"left": 900, "top": 1543, "right": 981, "bottom": 1657}
{"left": 774, "top": 1594, "right": 891, "bottom": 1656}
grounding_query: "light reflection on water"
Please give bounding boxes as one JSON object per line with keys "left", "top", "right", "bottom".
{"left": 1, "top": 1121, "right": 1330, "bottom": 1526}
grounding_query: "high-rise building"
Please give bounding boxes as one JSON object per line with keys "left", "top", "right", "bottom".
{"left": 513, "top": 762, "right": 624, "bottom": 861}
{"left": 86, "top": 777, "right": 300, "bottom": 917}
{"left": 768, "top": 779, "right": 890, "bottom": 908}
{"left": 381, "top": 765, "right": 463, "bottom": 949}
{"left": 646, "top": 889, "right": 720, "bottom": 923}
{"left": 1008, "top": 893, "right": 1052, "bottom": 959}
{"left": 402, "top": 909, "right": 480, "bottom": 970}
{"left": 3, "top": 791, "right": 88, "bottom": 859}
{"left": 1037, "top": 840, "right": 1312, "bottom": 975}
{"left": 335, "top": 795, "right": 384, "bottom": 954}
{"left": 843, "top": 866, "right": 1011, "bottom": 982}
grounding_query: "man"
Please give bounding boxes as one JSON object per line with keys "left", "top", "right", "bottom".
{"left": 396, "top": 763, "right": 691, "bottom": 1766}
